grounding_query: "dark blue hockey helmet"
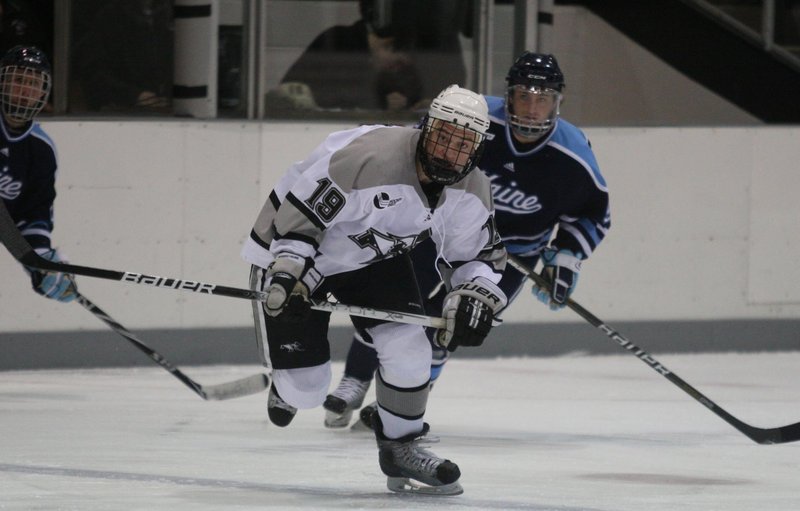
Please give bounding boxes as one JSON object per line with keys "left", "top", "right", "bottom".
{"left": 0, "top": 45, "right": 52, "bottom": 75}
{"left": 504, "top": 52, "right": 564, "bottom": 140}
{"left": 506, "top": 52, "right": 565, "bottom": 92}
{"left": 0, "top": 45, "right": 52, "bottom": 126}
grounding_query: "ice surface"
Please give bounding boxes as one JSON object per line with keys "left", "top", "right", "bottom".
{"left": 1, "top": 352, "right": 799, "bottom": 510}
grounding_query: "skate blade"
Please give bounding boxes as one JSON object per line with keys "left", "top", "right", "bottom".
{"left": 323, "top": 410, "right": 353, "bottom": 429}
{"left": 386, "top": 477, "right": 463, "bottom": 496}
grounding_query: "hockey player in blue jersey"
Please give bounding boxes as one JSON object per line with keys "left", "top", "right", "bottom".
{"left": 324, "top": 51, "right": 611, "bottom": 429}
{"left": 0, "top": 45, "right": 77, "bottom": 302}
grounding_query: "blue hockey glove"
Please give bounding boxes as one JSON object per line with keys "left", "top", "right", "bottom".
{"left": 436, "top": 278, "right": 506, "bottom": 352}
{"left": 263, "top": 253, "right": 311, "bottom": 322}
{"left": 28, "top": 249, "right": 78, "bottom": 302}
{"left": 532, "top": 248, "right": 581, "bottom": 311}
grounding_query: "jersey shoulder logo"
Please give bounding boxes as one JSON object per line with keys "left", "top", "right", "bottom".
{"left": 373, "top": 192, "right": 403, "bottom": 209}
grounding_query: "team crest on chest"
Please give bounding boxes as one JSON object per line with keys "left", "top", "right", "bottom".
{"left": 349, "top": 228, "right": 431, "bottom": 263}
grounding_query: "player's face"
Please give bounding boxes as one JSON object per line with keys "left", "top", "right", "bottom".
{"left": 4, "top": 68, "right": 46, "bottom": 106}
{"left": 510, "top": 86, "right": 558, "bottom": 122}
{"left": 0, "top": 66, "right": 50, "bottom": 127}
{"left": 423, "top": 119, "right": 480, "bottom": 174}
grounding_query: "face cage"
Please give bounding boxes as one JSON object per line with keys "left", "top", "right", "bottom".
{"left": 505, "top": 85, "right": 561, "bottom": 141}
{"left": 0, "top": 65, "right": 52, "bottom": 125}
{"left": 417, "top": 118, "right": 486, "bottom": 186}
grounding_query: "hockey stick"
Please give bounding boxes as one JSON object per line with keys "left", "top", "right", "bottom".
{"left": 75, "top": 292, "right": 268, "bottom": 401}
{"left": 0, "top": 202, "right": 445, "bottom": 329}
{"left": 508, "top": 255, "right": 800, "bottom": 445}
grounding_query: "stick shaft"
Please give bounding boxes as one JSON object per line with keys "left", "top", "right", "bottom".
{"left": 76, "top": 293, "right": 268, "bottom": 400}
{"left": 508, "top": 255, "right": 800, "bottom": 444}
{"left": 0, "top": 201, "right": 444, "bottom": 328}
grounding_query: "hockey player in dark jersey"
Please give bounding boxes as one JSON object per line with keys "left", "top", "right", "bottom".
{"left": 243, "top": 85, "right": 507, "bottom": 494}
{"left": 324, "top": 51, "right": 611, "bottom": 429}
{"left": 0, "top": 45, "right": 77, "bottom": 302}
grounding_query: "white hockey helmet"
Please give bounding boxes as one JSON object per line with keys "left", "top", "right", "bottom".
{"left": 417, "top": 85, "right": 490, "bottom": 186}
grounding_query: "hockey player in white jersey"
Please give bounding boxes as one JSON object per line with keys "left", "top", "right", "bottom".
{"left": 241, "top": 85, "right": 507, "bottom": 495}
{"left": 326, "top": 51, "right": 611, "bottom": 430}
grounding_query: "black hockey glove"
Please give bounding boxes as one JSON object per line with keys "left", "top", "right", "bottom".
{"left": 436, "top": 278, "right": 506, "bottom": 353}
{"left": 531, "top": 248, "right": 582, "bottom": 311}
{"left": 263, "top": 253, "right": 311, "bottom": 322}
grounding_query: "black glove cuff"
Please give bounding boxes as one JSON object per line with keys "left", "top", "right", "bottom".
{"left": 270, "top": 271, "right": 298, "bottom": 292}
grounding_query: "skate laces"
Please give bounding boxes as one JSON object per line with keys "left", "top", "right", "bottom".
{"left": 268, "top": 388, "right": 296, "bottom": 412}
{"left": 394, "top": 434, "right": 445, "bottom": 475}
{"left": 332, "top": 376, "right": 370, "bottom": 405}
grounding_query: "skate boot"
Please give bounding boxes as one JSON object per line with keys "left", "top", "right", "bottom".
{"left": 351, "top": 400, "right": 377, "bottom": 431}
{"left": 373, "top": 413, "right": 463, "bottom": 496}
{"left": 323, "top": 375, "right": 371, "bottom": 428}
{"left": 267, "top": 386, "right": 297, "bottom": 427}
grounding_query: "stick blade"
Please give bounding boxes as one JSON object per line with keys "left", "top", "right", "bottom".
{"left": 200, "top": 373, "right": 270, "bottom": 401}
{"left": 747, "top": 420, "right": 800, "bottom": 445}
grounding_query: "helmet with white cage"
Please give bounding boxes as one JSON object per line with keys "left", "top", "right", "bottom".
{"left": 417, "top": 85, "right": 490, "bottom": 186}
{"left": 505, "top": 52, "right": 564, "bottom": 141}
{"left": 0, "top": 45, "right": 52, "bottom": 127}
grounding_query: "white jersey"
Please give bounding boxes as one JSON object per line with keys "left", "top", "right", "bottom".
{"left": 241, "top": 124, "right": 506, "bottom": 289}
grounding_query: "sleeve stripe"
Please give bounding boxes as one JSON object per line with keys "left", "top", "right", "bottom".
{"left": 548, "top": 141, "right": 607, "bottom": 192}
{"left": 269, "top": 190, "right": 281, "bottom": 210}
{"left": 248, "top": 229, "right": 270, "bottom": 250}
{"left": 286, "top": 193, "right": 327, "bottom": 230}
{"left": 560, "top": 223, "right": 594, "bottom": 257}
{"left": 273, "top": 230, "right": 319, "bottom": 249}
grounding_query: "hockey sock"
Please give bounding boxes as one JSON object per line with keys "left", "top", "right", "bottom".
{"left": 343, "top": 334, "right": 380, "bottom": 381}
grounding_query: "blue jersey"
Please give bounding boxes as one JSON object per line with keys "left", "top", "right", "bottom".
{"left": 482, "top": 96, "right": 610, "bottom": 267}
{"left": 0, "top": 116, "right": 59, "bottom": 251}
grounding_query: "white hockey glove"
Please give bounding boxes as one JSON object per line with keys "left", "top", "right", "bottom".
{"left": 263, "top": 253, "right": 311, "bottom": 321}
{"left": 26, "top": 248, "right": 78, "bottom": 303}
{"left": 436, "top": 277, "right": 506, "bottom": 353}
{"left": 532, "top": 248, "right": 581, "bottom": 311}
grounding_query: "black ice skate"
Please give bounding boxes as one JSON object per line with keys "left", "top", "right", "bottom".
{"left": 351, "top": 400, "right": 377, "bottom": 431}
{"left": 267, "top": 386, "right": 297, "bottom": 427}
{"left": 373, "top": 412, "right": 463, "bottom": 496}
{"left": 355, "top": 378, "right": 438, "bottom": 432}
{"left": 323, "top": 375, "right": 371, "bottom": 428}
